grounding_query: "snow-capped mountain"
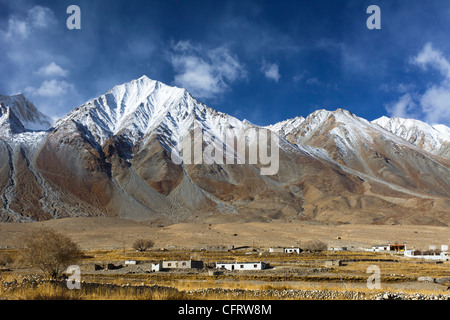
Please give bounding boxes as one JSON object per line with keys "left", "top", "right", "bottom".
{"left": 372, "top": 116, "right": 450, "bottom": 157}
{"left": 267, "top": 108, "right": 450, "bottom": 207}
{"left": 0, "top": 76, "right": 449, "bottom": 226}
{"left": 0, "top": 94, "right": 52, "bottom": 131}
{"left": 269, "top": 109, "right": 450, "bottom": 158}
{"left": 55, "top": 76, "right": 250, "bottom": 155}
{"left": 0, "top": 103, "right": 26, "bottom": 136}
{"left": 266, "top": 116, "right": 305, "bottom": 137}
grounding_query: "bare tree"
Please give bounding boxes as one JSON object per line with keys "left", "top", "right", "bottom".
{"left": 303, "top": 239, "right": 327, "bottom": 252}
{"left": 20, "top": 229, "right": 82, "bottom": 279}
{"left": 132, "top": 239, "right": 154, "bottom": 252}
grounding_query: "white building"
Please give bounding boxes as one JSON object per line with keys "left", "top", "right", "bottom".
{"left": 162, "top": 260, "right": 203, "bottom": 269}
{"left": 370, "top": 244, "right": 390, "bottom": 252}
{"left": 216, "top": 262, "right": 267, "bottom": 271}
{"left": 269, "top": 247, "right": 301, "bottom": 254}
{"left": 284, "top": 247, "right": 301, "bottom": 254}
{"left": 151, "top": 262, "right": 162, "bottom": 272}
{"left": 404, "top": 249, "right": 449, "bottom": 261}
{"left": 368, "top": 244, "right": 406, "bottom": 252}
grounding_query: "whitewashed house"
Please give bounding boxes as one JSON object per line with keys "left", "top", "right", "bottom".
{"left": 370, "top": 244, "right": 390, "bottom": 252}
{"left": 216, "top": 262, "right": 267, "bottom": 271}
{"left": 284, "top": 247, "right": 301, "bottom": 254}
{"left": 162, "top": 260, "right": 203, "bottom": 270}
{"left": 151, "top": 262, "right": 163, "bottom": 272}
{"left": 269, "top": 247, "right": 301, "bottom": 254}
{"left": 367, "top": 243, "right": 406, "bottom": 253}
{"left": 405, "top": 249, "right": 449, "bottom": 261}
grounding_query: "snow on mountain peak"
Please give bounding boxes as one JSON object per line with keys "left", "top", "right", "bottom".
{"left": 0, "top": 94, "right": 52, "bottom": 131}
{"left": 433, "top": 124, "right": 450, "bottom": 137}
{"left": 55, "top": 76, "right": 248, "bottom": 150}
{"left": 266, "top": 116, "right": 305, "bottom": 135}
{"left": 0, "top": 103, "right": 26, "bottom": 136}
{"left": 372, "top": 116, "right": 450, "bottom": 155}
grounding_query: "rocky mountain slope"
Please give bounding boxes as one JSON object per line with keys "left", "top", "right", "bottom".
{"left": 0, "top": 76, "right": 449, "bottom": 226}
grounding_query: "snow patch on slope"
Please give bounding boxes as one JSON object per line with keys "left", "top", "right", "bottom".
{"left": 372, "top": 116, "right": 450, "bottom": 155}
{"left": 0, "top": 94, "right": 52, "bottom": 131}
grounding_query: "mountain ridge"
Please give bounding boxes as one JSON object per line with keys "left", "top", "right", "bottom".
{"left": 0, "top": 75, "right": 449, "bottom": 226}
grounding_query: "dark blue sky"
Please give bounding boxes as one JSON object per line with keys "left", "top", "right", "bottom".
{"left": 1, "top": 0, "right": 450, "bottom": 126}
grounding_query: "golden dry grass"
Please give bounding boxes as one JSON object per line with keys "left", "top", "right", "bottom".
{"left": 1, "top": 238, "right": 448, "bottom": 300}
{"left": 2, "top": 275, "right": 446, "bottom": 301}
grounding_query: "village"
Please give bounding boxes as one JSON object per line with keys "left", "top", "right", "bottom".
{"left": 2, "top": 236, "right": 449, "bottom": 300}
{"left": 84, "top": 241, "right": 449, "bottom": 279}
{"left": 135, "top": 243, "right": 450, "bottom": 273}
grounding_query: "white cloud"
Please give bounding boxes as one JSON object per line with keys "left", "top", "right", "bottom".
{"left": 35, "top": 62, "right": 69, "bottom": 78}
{"left": 3, "top": 5, "right": 56, "bottom": 40}
{"left": 261, "top": 62, "right": 280, "bottom": 82}
{"left": 306, "top": 77, "right": 320, "bottom": 86}
{"left": 420, "top": 86, "right": 450, "bottom": 124}
{"left": 6, "top": 19, "right": 29, "bottom": 39}
{"left": 386, "top": 93, "right": 418, "bottom": 119}
{"left": 292, "top": 72, "right": 307, "bottom": 83}
{"left": 25, "top": 80, "right": 74, "bottom": 97}
{"left": 412, "top": 44, "right": 450, "bottom": 125}
{"left": 170, "top": 41, "right": 246, "bottom": 99}
{"left": 386, "top": 43, "right": 450, "bottom": 126}
{"left": 28, "top": 6, "right": 56, "bottom": 29}
{"left": 0, "top": 5, "right": 80, "bottom": 119}
{"left": 411, "top": 42, "right": 450, "bottom": 78}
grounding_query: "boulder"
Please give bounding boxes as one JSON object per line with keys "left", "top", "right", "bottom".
{"left": 417, "top": 276, "right": 435, "bottom": 283}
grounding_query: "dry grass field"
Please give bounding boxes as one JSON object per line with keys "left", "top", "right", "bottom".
{"left": 0, "top": 217, "right": 449, "bottom": 300}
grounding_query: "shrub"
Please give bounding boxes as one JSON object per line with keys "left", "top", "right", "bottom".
{"left": 20, "top": 229, "right": 82, "bottom": 279}
{"left": 132, "top": 239, "right": 154, "bottom": 252}
{"left": 303, "top": 239, "right": 327, "bottom": 252}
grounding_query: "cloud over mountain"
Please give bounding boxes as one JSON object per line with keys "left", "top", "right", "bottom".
{"left": 387, "top": 43, "right": 450, "bottom": 126}
{"left": 170, "top": 41, "right": 246, "bottom": 100}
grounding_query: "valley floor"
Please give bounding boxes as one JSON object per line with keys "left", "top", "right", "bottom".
{"left": 0, "top": 216, "right": 448, "bottom": 251}
{"left": 0, "top": 217, "right": 449, "bottom": 300}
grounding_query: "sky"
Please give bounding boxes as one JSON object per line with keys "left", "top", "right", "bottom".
{"left": 0, "top": 0, "right": 450, "bottom": 127}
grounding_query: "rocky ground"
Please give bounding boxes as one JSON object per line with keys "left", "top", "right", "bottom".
{"left": 1, "top": 276, "right": 449, "bottom": 300}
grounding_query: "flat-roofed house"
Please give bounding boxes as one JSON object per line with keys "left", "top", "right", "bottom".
{"left": 216, "top": 262, "right": 267, "bottom": 271}
{"left": 162, "top": 260, "right": 203, "bottom": 270}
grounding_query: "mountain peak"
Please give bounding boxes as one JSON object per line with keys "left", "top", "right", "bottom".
{"left": 372, "top": 115, "right": 450, "bottom": 156}
{"left": 267, "top": 116, "right": 305, "bottom": 135}
{"left": 0, "top": 103, "right": 26, "bottom": 135}
{"left": 0, "top": 94, "right": 52, "bottom": 131}
{"left": 105, "top": 75, "right": 187, "bottom": 104}
{"left": 55, "top": 76, "right": 217, "bottom": 147}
